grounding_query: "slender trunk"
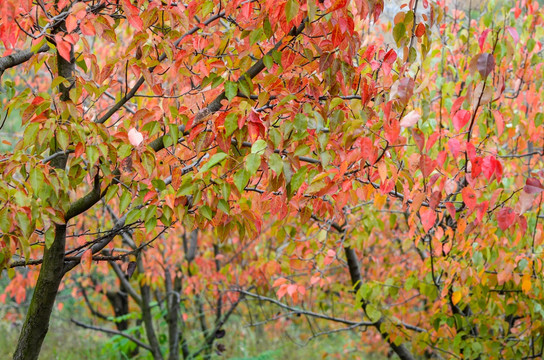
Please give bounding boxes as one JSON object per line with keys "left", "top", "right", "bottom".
{"left": 344, "top": 246, "right": 416, "bottom": 360}
{"left": 165, "top": 268, "right": 181, "bottom": 360}
{"left": 13, "top": 38, "right": 75, "bottom": 360}
{"left": 13, "top": 224, "right": 67, "bottom": 360}
{"left": 139, "top": 256, "right": 164, "bottom": 360}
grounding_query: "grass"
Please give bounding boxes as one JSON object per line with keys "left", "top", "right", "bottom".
{"left": 0, "top": 305, "right": 384, "bottom": 360}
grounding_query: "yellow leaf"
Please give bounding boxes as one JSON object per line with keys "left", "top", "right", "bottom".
{"left": 522, "top": 274, "right": 532, "bottom": 293}
{"left": 452, "top": 291, "right": 462, "bottom": 305}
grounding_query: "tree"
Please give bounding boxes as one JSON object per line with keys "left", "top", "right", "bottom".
{"left": 1, "top": 0, "right": 544, "bottom": 359}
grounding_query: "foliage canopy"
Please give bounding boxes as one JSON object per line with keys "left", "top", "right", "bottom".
{"left": 1, "top": 0, "right": 544, "bottom": 359}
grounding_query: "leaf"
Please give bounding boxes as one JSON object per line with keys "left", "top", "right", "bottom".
{"left": 462, "top": 187, "right": 478, "bottom": 210}
{"left": 400, "top": 110, "right": 420, "bottom": 128}
{"left": 234, "top": 169, "right": 250, "bottom": 192}
{"left": 81, "top": 249, "right": 92, "bottom": 273}
{"left": 199, "top": 153, "right": 228, "bottom": 173}
{"left": 415, "top": 23, "right": 426, "bottom": 37}
{"left": 506, "top": 26, "right": 519, "bottom": 43}
{"left": 245, "top": 153, "right": 261, "bottom": 175}
{"left": 128, "top": 128, "right": 143, "bottom": 146}
{"left": 524, "top": 178, "right": 544, "bottom": 194}
{"left": 251, "top": 139, "right": 267, "bottom": 154}
{"left": 517, "top": 191, "right": 535, "bottom": 215}
{"left": 452, "top": 110, "right": 471, "bottom": 132}
{"left": 420, "top": 208, "right": 436, "bottom": 232}
{"left": 452, "top": 291, "right": 462, "bottom": 305}
{"left": 55, "top": 35, "right": 71, "bottom": 61}
{"left": 476, "top": 53, "right": 495, "bottom": 78}
{"left": 496, "top": 207, "right": 516, "bottom": 231}
{"left": 522, "top": 274, "right": 532, "bottom": 293}
{"left": 268, "top": 153, "right": 283, "bottom": 175}
{"left": 396, "top": 77, "right": 414, "bottom": 104}
{"left": 225, "top": 81, "right": 238, "bottom": 101}
{"left": 419, "top": 154, "right": 436, "bottom": 178}
{"left": 285, "top": 0, "right": 299, "bottom": 22}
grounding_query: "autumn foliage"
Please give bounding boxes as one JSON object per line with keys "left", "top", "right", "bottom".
{"left": 1, "top": 0, "right": 544, "bottom": 359}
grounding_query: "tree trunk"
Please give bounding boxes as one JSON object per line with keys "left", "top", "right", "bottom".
{"left": 13, "top": 224, "right": 67, "bottom": 360}
{"left": 13, "top": 39, "right": 75, "bottom": 360}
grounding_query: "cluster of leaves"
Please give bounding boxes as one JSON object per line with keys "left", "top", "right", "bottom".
{"left": 1, "top": 0, "right": 544, "bottom": 359}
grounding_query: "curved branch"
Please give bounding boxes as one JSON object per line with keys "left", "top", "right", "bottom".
{"left": 71, "top": 318, "right": 152, "bottom": 352}
{"left": 0, "top": 45, "right": 49, "bottom": 83}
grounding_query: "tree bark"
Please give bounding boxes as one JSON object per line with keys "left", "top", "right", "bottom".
{"left": 344, "top": 246, "right": 416, "bottom": 360}
{"left": 13, "top": 37, "right": 75, "bottom": 360}
{"left": 13, "top": 224, "right": 67, "bottom": 360}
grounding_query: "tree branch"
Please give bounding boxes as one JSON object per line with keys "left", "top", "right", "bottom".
{"left": 71, "top": 318, "right": 152, "bottom": 352}
{"left": 0, "top": 45, "right": 49, "bottom": 84}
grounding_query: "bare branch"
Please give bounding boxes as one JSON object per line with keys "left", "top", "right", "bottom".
{"left": 71, "top": 318, "right": 152, "bottom": 352}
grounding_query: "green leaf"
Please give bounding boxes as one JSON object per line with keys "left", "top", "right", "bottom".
{"left": 218, "top": 199, "right": 230, "bottom": 214}
{"left": 234, "top": 169, "right": 250, "bottom": 192}
{"left": 23, "top": 123, "right": 40, "bottom": 148}
{"left": 225, "top": 113, "right": 238, "bottom": 137}
{"left": 118, "top": 144, "right": 133, "bottom": 159}
{"left": 263, "top": 55, "right": 274, "bottom": 70}
{"left": 251, "top": 139, "right": 267, "bottom": 154}
{"left": 225, "top": 81, "right": 238, "bottom": 101}
{"left": 238, "top": 77, "right": 252, "bottom": 98}
{"left": 269, "top": 153, "right": 283, "bottom": 175}
{"left": 365, "top": 304, "right": 382, "bottom": 322}
{"left": 119, "top": 191, "right": 132, "bottom": 213}
{"left": 290, "top": 166, "right": 307, "bottom": 193}
{"left": 245, "top": 153, "right": 261, "bottom": 175}
{"left": 145, "top": 216, "right": 157, "bottom": 233}
{"left": 16, "top": 213, "right": 31, "bottom": 238}
{"left": 393, "top": 22, "right": 406, "bottom": 46}
{"left": 286, "top": 0, "right": 299, "bottom": 23}
{"left": 105, "top": 184, "right": 118, "bottom": 203}
{"left": 199, "top": 153, "right": 228, "bottom": 173}
{"left": 45, "top": 227, "right": 55, "bottom": 249}
{"left": 126, "top": 208, "right": 141, "bottom": 225}
{"left": 263, "top": 17, "right": 273, "bottom": 38}
{"left": 86, "top": 146, "right": 99, "bottom": 166}
{"left": 29, "top": 167, "right": 44, "bottom": 193}
{"left": 200, "top": 205, "right": 213, "bottom": 220}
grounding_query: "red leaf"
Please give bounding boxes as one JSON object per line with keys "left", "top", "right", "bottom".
{"left": 462, "top": 187, "right": 478, "bottom": 210}
{"left": 475, "top": 201, "right": 489, "bottom": 224}
{"left": 396, "top": 77, "right": 414, "bottom": 104}
{"left": 493, "top": 110, "right": 505, "bottom": 136}
{"left": 412, "top": 128, "right": 425, "bottom": 152}
{"left": 478, "top": 29, "right": 491, "bottom": 51}
{"left": 477, "top": 53, "right": 495, "bottom": 78}
{"left": 451, "top": 96, "right": 466, "bottom": 114}
{"left": 506, "top": 26, "right": 519, "bottom": 43}
{"left": 496, "top": 207, "right": 516, "bottom": 231}
{"left": 482, "top": 156, "right": 497, "bottom": 180}
{"left": 383, "top": 49, "right": 397, "bottom": 64}
{"left": 66, "top": 15, "right": 78, "bottom": 33}
{"left": 448, "top": 138, "right": 462, "bottom": 158}
{"left": 524, "top": 178, "right": 544, "bottom": 194}
{"left": 429, "top": 191, "right": 442, "bottom": 210}
{"left": 55, "top": 35, "right": 71, "bottom": 61}
{"left": 466, "top": 142, "right": 476, "bottom": 161}
{"left": 419, "top": 154, "right": 436, "bottom": 178}
{"left": 415, "top": 23, "right": 426, "bottom": 37}
{"left": 471, "top": 157, "right": 482, "bottom": 178}
{"left": 452, "top": 109, "right": 471, "bottom": 132}
{"left": 445, "top": 202, "right": 456, "bottom": 218}
{"left": 420, "top": 208, "right": 436, "bottom": 232}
